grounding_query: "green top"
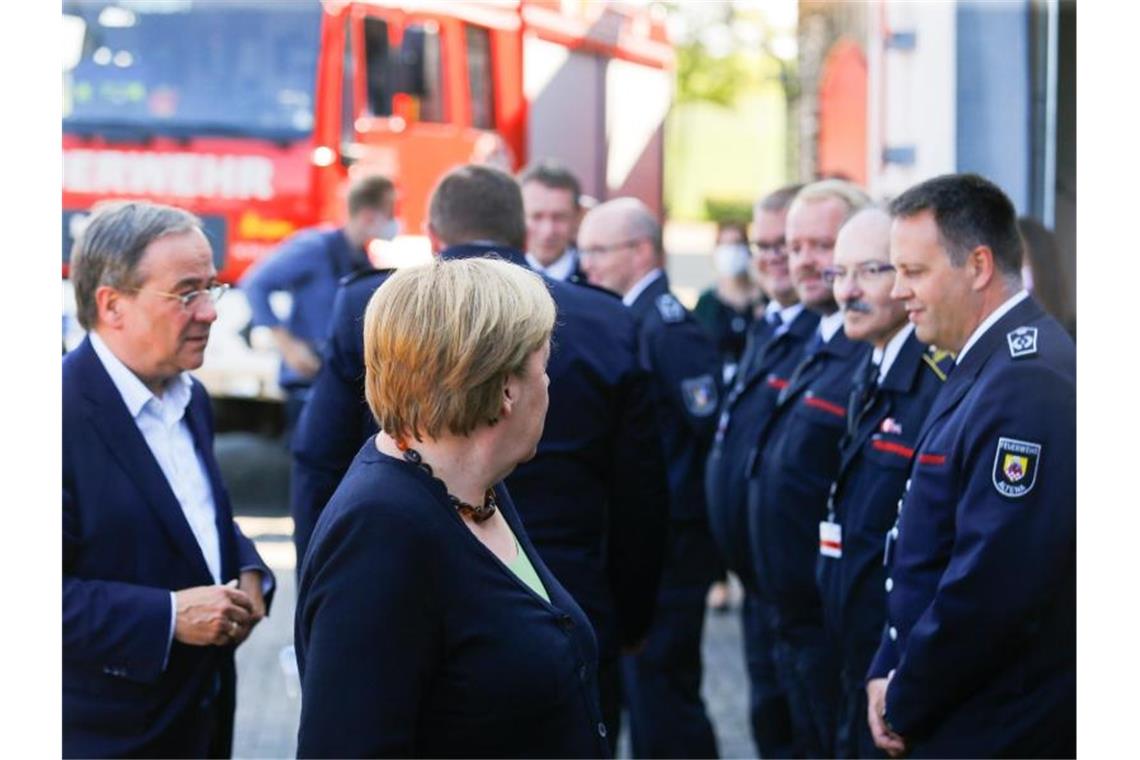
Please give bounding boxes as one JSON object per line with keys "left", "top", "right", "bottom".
{"left": 505, "top": 528, "right": 550, "bottom": 603}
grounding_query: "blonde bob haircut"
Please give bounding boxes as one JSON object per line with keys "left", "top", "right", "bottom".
{"left": 363, "top": 257, "right": 556, "bottom": 442}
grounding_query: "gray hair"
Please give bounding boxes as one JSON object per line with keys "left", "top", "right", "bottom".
{"left": 70, "top": 201, "right": 202, "bottom": 330}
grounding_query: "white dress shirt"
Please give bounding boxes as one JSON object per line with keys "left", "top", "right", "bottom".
{"left": 90, "top": 332, "right": 222, "bottom": 662}
{"left": 819, "top": 310, "right": 846, "bottom": 344}
{"left": 872, "top": 323, "right": 916, "bottom": 383}
{"left": 526, "top": 248, "right": 579, "bottom": 281}
{"left": 622, "top": 268, "right": 664, "bottom": 307}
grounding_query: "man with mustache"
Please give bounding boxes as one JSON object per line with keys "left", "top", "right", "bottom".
{"left": 814, "top": 208, "right": 950, "bottom": 757}
{"left": 745, "top": 179, "right": 871, "bottom": 757}
{"left": 705, "top": 183, "right": 810, "bottom": 759}
{"left": 63, "top": 201, "right": 274, "bottom": 757}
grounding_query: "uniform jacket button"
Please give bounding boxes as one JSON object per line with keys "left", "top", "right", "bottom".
{"left": 889, "top": 626, "right": 898, "bottom": 641}
{"left": 885, "top": 577, "right": 894, "bottom": 592}
{"left": 598, "top": 722, "right": 608, "bottom": 738}
{"left": 578, "top": 664, "right": 588, "bottom": 682}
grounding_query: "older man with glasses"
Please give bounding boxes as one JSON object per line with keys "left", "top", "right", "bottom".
{"left": 579, "top": 196, "right": 723, "bottom": 759}
{"left": 814, "top": 208, "right": 951, "bottom": 758}
{"left": 63, "top": 200, "right": 274, "bottom": 758}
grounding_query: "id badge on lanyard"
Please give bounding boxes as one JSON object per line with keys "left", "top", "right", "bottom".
{"left": 819, "top": 520, "right": 842, "bottom": 558}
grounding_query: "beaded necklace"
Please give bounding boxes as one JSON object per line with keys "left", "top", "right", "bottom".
{"left": 394, "top": 438, "right": 498, "bottom": 523}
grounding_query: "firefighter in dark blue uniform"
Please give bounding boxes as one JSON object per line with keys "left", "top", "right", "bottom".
{"left": 579, "top": 197, "right": 722, "bottom": 759}
{"left": 745, "top": 180, "right": 872, "bottom": 758}
{"left": 291, "top": 165, "right": 669, "bottom": 753}
{"left": 812, "top": 208, "right": 951, "bottom": 758}
{"left": 705, "top": 183, "right": 808, "bottom": 758}
{"left": 866, "top": 174, "right": 1075, "bottom": 759}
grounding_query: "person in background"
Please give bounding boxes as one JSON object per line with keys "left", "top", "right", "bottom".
{"left": 296, "top": 257, "right": 611, "bottom": 757}
{"left": 866, "top": 174, "right": 1075, "bottom": 758}
{"left": 290, "top": 165, "right": 668, "bottom": 752}
{"left": 64, "top": 201, "right": 274, "bottom": 758}
{"left": 706, "top": 183, "right": 808, "bottom": 760}
{"left": 520, "top": 159, "right": 586, "bottom": 282}
{"left": 1017, "top": 215, "right": 1076, "bottom": 338}
{"left": 579, "top": 197, "right": 722, "bottom": 759}
{"left": 814, "top": 207, "right": 950, "bottom": 758}
{"left": 239, "top": 174, "right": 396, "bottom": 438}
{"left": 693, "top": 221, "right": 766, "bottom": 385}
{"left": 747, "top": 179, "right": 872, "bottom": 758}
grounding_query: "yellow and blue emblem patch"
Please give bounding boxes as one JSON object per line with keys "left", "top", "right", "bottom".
{"left": 992, "top": 436, "right": 1041, "bottom": 497}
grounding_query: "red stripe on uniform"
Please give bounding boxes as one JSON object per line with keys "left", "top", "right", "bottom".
{"left": 820, "top": 540, "right": 842, "bottom": 549}
{"left": 804, "top": 395, "right": 846, "bottom": 418}
{"left": 767, "top": 377, "right": 789, "bottom": 390}
{"left": 872, "top": 439, "right": 915, "bottom": 459}
{"left": 918, "top": 453, "right": 946, "bottom": 465}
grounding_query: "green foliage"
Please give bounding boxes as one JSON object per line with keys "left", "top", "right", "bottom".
{"left": 703, "top": 197, "right": 754, "bottom": 225}
{"left": 675, "top": 42, "right": 747, "bottom": 108}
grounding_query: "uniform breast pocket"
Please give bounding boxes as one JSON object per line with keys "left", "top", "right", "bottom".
{"left": 777, "top": 392, "right": 848, "bottom": 482}
{"left": 864, "top": 435, "right": 915, "bottom": 470}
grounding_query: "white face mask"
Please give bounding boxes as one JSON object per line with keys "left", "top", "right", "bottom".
{"left": 713, "top": 243, "right": 751, "bottom": 278}
{"left": 371, "top": 216, "right": 400, "bottom": 242}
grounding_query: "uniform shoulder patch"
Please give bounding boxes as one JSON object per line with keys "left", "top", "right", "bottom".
{"left": 992, "top": 436, "right": 1041, "bottom": 497}
{"left": 681, "top": 374, "right": 718, "bottom": 417}
{"left": 655, "top": 293, "right": 686, "bottom": 323}
{"left": 1006, "top": 326, "right": 1038, "bottom": 359}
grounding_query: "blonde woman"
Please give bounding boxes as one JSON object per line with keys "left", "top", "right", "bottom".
{"left": 295, "top": 257, "right": 610, "bottom": 757}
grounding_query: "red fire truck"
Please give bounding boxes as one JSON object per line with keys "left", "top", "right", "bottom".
{"left": 62, "top": 0, "right": 673, "bottom": 410}
{"left": 62, "top": 0, "right": 673, "bottom": 283}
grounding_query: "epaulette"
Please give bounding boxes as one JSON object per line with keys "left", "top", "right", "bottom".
{"left": 567, "top": 277, "right": 622, "bottom": 300}
{"left": 339, "top": 267, "right": 391, "bottom": 287}
{"left": 1006, "top": 326, "right": 1039, "bottom": 359}
{"left": 655, "top": 293, "right": 686, "bottom": 323}
{"left": 922, "top": 346, "right": 954, "bottom": 381}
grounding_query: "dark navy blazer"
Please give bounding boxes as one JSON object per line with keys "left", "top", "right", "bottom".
{"left": 705, "top": 308, "right": 819, "bottom": 588}
{"left": 816, "top": 331, "right": 949, "bottom": 676}
{"left": 295, "top": 441, "right": 611, "bottom": 758}
{"left": 63, "top": 337, "right": 273, "bottom": 758}
{"left": 869, "top": 297, "right": 1076, "bottom": 758}
{"left": 747, "top": 325, "right": 870, "bottom": 624}
{"left": 291, "top": 244, "right": 667, "bottom": 657}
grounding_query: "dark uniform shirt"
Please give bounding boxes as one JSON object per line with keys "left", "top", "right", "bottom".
{"left": 238, "top": 227, "right": 370, "bottom": 389}
{"left": 815, "top": 328, "right": 950, "bottom": 758}
{"left": 748, "top": 322, "right": 871, "bottom": 621}
{"left": 626, "top": 274, "right": 721, "bottom": 535}
{"left": 290, "top": 244, "right": 668, "bottom": 660}
{"left": 869, "top": 296, "right": 1076, "bottom": 758}
{"left": 705, "top": 307, "right": 819, "bottom": 588}
{"left": 817, "top": 329, "right": 950, "bottom": 672}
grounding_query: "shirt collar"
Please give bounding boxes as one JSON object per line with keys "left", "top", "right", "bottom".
{"left": 956, "top": 289, "right": 1030, "bottom": 364}
{"left": 526, "top": 248, "right": 577, "bottom": 280}
{"left": 622, "top": 268, "right": 664, "bottom": 307}
{"left": 872, "top": 322, "right": 915, "bottom": 382}
{"left": 818, "top": 310, "right": 845, "bottom": 344}
{"left": 89, "top": 331, "right": 193, "bottom": 419}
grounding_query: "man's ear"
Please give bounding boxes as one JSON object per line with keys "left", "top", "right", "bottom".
{"left": 967, "top": 245, "right": 997, "bottom": 292}
{"left": 94, "top": 285, "right": 124, "bottom": 328}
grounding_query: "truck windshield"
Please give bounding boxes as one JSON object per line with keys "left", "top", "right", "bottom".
{"left": 63, "top": 1, "right": 322, "bottom": 142}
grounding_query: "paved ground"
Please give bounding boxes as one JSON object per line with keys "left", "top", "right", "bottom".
{"left": 230, "top": 509, "right": 754, "bottom": 759}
